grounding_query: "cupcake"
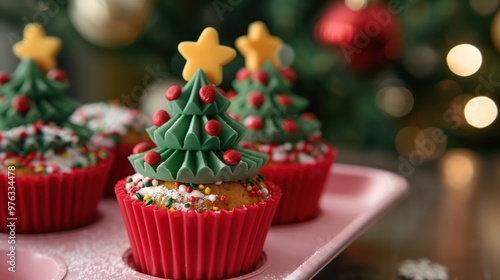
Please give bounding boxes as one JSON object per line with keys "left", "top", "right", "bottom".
{"left": 227, "top": 21, "right": 336, "bottom": 224}
{"left": 0, "top": 24, "right": 113, "bottom": 233}
{"left": 70, "top": 100, "right": 152, "bottom": 195}
{"left": 115, "top": 27, "right": 281, "bottom": 279}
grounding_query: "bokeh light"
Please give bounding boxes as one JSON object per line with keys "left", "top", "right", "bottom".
{"left": 395, "top": 126, "right": 420, "bottom": 157}
{"left": 446, "top": 44, "right": 482, "bottom": 77}
{"left": 491, "top": 10, "right": 500, "bottom": 53}
{"left": 440, "top": 149, "right": 479, "bottom": 190}
{"left": 464, "top": 96, "right": 498, "bottom": 128}
{"left": 345, "top": 0, "right": 368, "bottom": 11}
{"left": 403, "top": 45, "right": 438, "bottom": 77}
{"left": 415, "top": 127, "right": 447, "bottom": 161}
{"left": 470, "top": 0, "right": 499, "bottom": 15}
{"left": 375, "top": 86, "right": 414, "bottom": 117}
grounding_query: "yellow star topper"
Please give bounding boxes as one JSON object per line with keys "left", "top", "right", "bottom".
{"left": 178, "top": 27, "right": 236, "bottom": 86}
{"left": 13, "top": 23, "right": 62, "bottom": 73}
{"left": 235, "top": 21, "right": 283, "bottom": 72}
{"left": 13, "top": 23, "right": 62, "bottom": 72}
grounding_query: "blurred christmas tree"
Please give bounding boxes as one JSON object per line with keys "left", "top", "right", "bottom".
{"left": 0, "top": 0, "right": 498, "bottom": 155}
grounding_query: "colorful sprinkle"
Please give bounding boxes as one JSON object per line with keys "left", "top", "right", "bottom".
{"left": 212, "top": 206, "right": 219, "bottom": 211}
{"left": 135, "top": 192, "right": 144, "bottom": 201}
{"left": 165, "top": 197, "right": 173, "bottom": 207}
{"left": 220, "top": 195, "right": 226, "bottom": 203}
{"left": 204, "top": 187, "right": 211, "bottom": 195}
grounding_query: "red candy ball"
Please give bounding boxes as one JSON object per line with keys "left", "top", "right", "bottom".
{"left": 12, "top": 96, "right": 31, "bottom": 114}
{"left": 244, "top": 115, "right": 263, "bottom": 131}
{"left": 205, "top": 119, "right": 222, "bottom": 136}
{"left": 133, "top": 142, "right": 153, "bottom": 154}
{"left": 0, "top": 72, "right": 11, "bottom": 85}
{"left": 144, "top": 151, "right": 161, "bottom": 165}
{"left": 252, "top": 71, "right": 269, "bottom": 84}
{"left": 280, "top": 67, "right": 296, "bottom": 82}
{"left": 247, "top": 91, "right": 265, "bottom": 108}
{"left": 236, "top": 68, "right": 251, "bottom": 81}
{"left": 226, "top": 112, "right": 240, "bottom": 121}
{"left": 165, "top": 85, "right": 182, "bottom": 101}
{"left": 282, "top": 119, "right": 298, "bottom": 133}
{"left": 223, "top": 149, "right": 241, "bottom": 166}
{"left": 47, "top": 69, "right": 67, "bottom": 81}
{"left": 277, "top": 94, "right": 292, "bottom": 107}
{"left": 199, "top": 85, "right": 217, "bottom": 103}
{"left": 301, "top": 112, "right": 317, "bottom": 121}
{"left": 152, "top": 110, "right": 170, "bottom": 127}
{"left": 224, "top": 89, "right": 237, "bottom": 100}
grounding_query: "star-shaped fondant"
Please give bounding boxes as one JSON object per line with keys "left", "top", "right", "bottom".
{"left": 178, "top": 27, "right": 236, "bottom": 86}
{"left": 13, "top": 23, "right": 62, "bottom": 73}
{"left": 235, "top": 21, "right": 283, "bottom": 72}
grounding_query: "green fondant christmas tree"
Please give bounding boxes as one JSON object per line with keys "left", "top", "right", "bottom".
{"left": 0, "top": 23, "right": 84, "bottom": 136}
{"left": 228, "top": 21, "right": 320, "bottom": 144}
{"left": 129, "top": 27, "right": 267, "bottom": 183}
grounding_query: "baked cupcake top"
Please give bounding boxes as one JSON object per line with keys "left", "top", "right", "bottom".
{"left": 0, "top": 24, "right": 106, "bottom": 174}
{"left": 70, "top": 100, "right": 150, "bottom": 148}
{"left": 227, "top": 21, "right": 321, "bottom": 145}
{"left": 126, "top": 27, "right": 270, "bottom": 212}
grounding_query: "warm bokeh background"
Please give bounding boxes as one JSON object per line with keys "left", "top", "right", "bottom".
{"left": 1, "top": 0, "right": 498, "bottom": 155}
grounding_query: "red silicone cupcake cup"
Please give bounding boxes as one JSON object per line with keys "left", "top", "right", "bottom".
{"left": 260, "top": 146, "right": 336, "bottom": 225}
{"left": 104, "top": 140, "right": 155, "bottom": 196}
{"left": 0, "top": 154, "right": 114, "bottom": 234}
{"left": 115, "top": 179, "right": 281, "bottom": 280}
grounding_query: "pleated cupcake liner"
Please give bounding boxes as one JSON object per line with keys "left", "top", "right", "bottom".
{"left": 115, "top": 179, "right": 281, "bottom": 280}
{"left": 260, "top": 146, "right": 336, "bottom": 225}
{"left": 0, "top": 154, "right": 114, "bottom": 234}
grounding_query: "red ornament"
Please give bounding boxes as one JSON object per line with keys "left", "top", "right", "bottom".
{"left": 199, "top": 85, "right": 217, "bottom": 103}
{"left": 236, "top": 68, "right": 251, "bottom": 80}
{"left": 282, "top": 119, "right": 298, "bottom": 133}
{"left": 280, "top": 68, "right": 296, "bottom": 82}
{"left": 152, "top": 110, "right": 170, "bottom": 126}
{"left": 244, "top": 115, "right": 263, "bottom": 130}
{"left": 247, "top": 91, "right": 265, "bottom": 108}
{"left": 133, "top": 142, "right": 153, "bottom": 154}
{"left": 277, "top": 94, "right": 293, "bottom": 107}
{"left": 301, "top": 112, "right": 317, "bottom": 121}
{"left": 223, "top": 149, "right": 241, "bottom": 166}
{"left": 165, "top": 85, "right": 182, "bottom": 101}
{"left": 0, "top": 72, "right": 11, "bottom": 85}
{"left": 144, "top": 151, "right": 161, "bottom": 165}
{"left": 12, "top": 96, "right": 31, "bottom": 114}
{"left": 252, "top": 71, "right": 269, "bottom": 84}
{"left": 224, "top": 89, "right": 237, "bottom": 100}
{"left": 314, "top": 2, "right": 402, "bottom": 72}
{"left": 47, "top": 69, "right": 67, "bottom": 81}
{"left": 205, "top": 119, "right": 222, "bottom": 136}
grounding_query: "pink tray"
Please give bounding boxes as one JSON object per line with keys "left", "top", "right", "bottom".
{"left": 0, "top": 164, "right": 407, "bottom": 280}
